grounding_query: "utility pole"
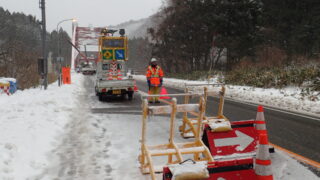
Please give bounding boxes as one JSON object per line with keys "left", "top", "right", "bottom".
{"left": 40, "top": 0, "right": 47, "bottom": 89}
{"left": 56, "top": 18, "right": 76, "bottom": 86}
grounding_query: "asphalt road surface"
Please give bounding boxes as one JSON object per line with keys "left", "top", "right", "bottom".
{"left": 135, "top": 80, "right": 320, "bottom": 167}
{"left": 77, "top": 76, "right": 319, "bottom": 176}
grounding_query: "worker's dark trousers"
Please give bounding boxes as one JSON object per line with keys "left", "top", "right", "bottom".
{"left": 148, "top": 86, "right": 161, "bottom": 102}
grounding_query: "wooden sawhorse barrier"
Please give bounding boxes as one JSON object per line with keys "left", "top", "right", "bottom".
{"left": 139, "top": 95, "right": 213, "bottom": 180}
{"left": 179, "top": 83, "right": 229, "bottom": 138}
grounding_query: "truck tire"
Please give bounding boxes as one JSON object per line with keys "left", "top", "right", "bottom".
{"left": 128, "top": 91, "right": 134, "bottom": 100}
{"left": 95, "top": 87, "right": 99, "bottom": 96}
{"left": 98, "top": 94, "right": 103, "bottom": 101}
{"left": 121, "top": 93, "right": 126, "bottom": 100}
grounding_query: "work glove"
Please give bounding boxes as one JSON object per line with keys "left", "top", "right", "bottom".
{"left": 147, "top": 80, "right": 151, "bottom": 87}
{"left": 159, "top": 78, "right": 163, "bottom": 87}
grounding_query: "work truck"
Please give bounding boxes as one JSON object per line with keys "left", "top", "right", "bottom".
{"left": 94, "top": 28, "right": 135, "bottom": 101}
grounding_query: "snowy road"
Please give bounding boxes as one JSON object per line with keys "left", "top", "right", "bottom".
{"left": 37, "top": 74, "right": 319, "bottom": 180}
{"left": 35, "top": 75, "right": 170, "bottom": 180}
{"left": 2, "top": 73, "right": 318, "bottom": 179}
{"left": 35, "top": 76, "right": 115, "bottom": 179}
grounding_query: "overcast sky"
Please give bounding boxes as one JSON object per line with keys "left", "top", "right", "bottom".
{"left": 0, "top": 0, "right": 164, "bottom": 35}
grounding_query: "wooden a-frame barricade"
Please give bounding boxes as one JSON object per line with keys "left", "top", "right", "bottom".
{"left": 179, "top": 83, "right": 229, "bottom": 138}
{"left": 138, "top": 94, "right": 213, "bottom": 180}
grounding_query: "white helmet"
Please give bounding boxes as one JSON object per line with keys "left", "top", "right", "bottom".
{"left": 150, "top": 58, "right": 157, "bottom": 62}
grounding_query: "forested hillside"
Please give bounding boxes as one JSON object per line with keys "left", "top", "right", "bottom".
{"left": 141, "top": 0, "right": 320, "bottom": 93}
{"left": 0, "top": 7, "right": 71, "bottom": 89}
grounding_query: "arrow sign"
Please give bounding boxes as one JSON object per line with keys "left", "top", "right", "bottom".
{"left": 204, "top": 120, "right": 258, "bottom": 156}
{"left": 213, "top": 130, "right": 254, "bottom": 151}
{"left": 116, "top": 51, "right": 123, "bottom": 58}
{"left": 115, "top": 49, "right": 125, "bottom": 60}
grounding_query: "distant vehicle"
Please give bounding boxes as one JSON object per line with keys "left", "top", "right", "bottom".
{"left": 94, "top": 28, "right": 135, "bottom": 101}
{"left": 81, "top": 63, "right": 96, "bottom": 75}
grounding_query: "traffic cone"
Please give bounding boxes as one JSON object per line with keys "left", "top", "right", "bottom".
{"left": 255, "top": 106, "right": 267, "bottom": 135}
{"left": 134, "top": 85, "right": 138, "bottom": 92}
{"left": 255, "top": 133, "right": 273, "bottom": 180}
{"left": 160, "top": 87, "right": 170, "bottom": 99}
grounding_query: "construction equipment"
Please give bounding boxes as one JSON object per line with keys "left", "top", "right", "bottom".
{"left": 162, "top": 105, "right": 273, "bottom": 180}
{"left": 138, "top": 88, "right": 275, "bottom": 179}
{"left": 139, "top": 94, "right": 213, "bottom": 180}
{"left": 94, "top": 28, "right": 135, "bottom": 101}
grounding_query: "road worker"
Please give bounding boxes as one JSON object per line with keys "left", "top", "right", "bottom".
{"left": 146, "top": 58, "right": 164, "bottom": 103}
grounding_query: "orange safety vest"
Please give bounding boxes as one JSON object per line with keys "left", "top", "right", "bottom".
{"left": 146, "top": 65, "right": 163, "bottom": 86}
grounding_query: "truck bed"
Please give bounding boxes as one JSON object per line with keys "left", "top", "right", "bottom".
{"left": 96, "top": 79, "right": 134, "bottom": 89}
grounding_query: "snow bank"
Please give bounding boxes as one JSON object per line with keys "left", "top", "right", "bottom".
{"left": 0, "top": 73, "right": 83, "bottom": 179}
{"left": 134, "top": 75, "right": 320, "bottom": 116}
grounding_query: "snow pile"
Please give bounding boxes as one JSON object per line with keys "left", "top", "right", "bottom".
{"left": 134, "top": 75, "right": 320, "bottom": 116}
{"left": 272, "top": 150, "right": 318, "bottom": 179}
{"left": 227, "top": 86, "right": 320, "bottom": 116}
{"left": 0, "top": 73, "right": 83, "bottom": 179}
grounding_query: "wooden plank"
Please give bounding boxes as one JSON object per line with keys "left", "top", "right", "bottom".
{"left": 169, "top": 98, "right": 177, "bottom": 143}
{"left": 149, "top": 149, "right": 177, "bottom": 156}
{"left": 148, "top": 143, "right": 171, "bottom": 150}
{"left": 179, "top": 146, "right": 205, "bottom": 154}
{"left": 148, "top": 105, "right": 172, "bottom": 114}
{"left": 142, "top": 165, "right": 164, "bottom": 174}
{"left": 176, "top": 104, "right": 199, "bottom": 113}
{"left": 145, "top": 148, "right": 156, "bottom": 180}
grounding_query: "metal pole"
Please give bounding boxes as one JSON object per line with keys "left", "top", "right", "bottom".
{"left": 57, "top": 25, "right": 61, "bottom": 86}
{"left": 40, "top": 0, "right": 47, "bottom": 89}
{"left": 56, "top": 18, "right": 74, "bottom": 87}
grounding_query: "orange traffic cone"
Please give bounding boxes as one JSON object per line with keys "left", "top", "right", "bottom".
{"left": 255, "top": 133, "right": 273, "bottom": 180}
{"left": 160, "top": 86, "right": 170, "bottom": 99}
{"left": 255, "top": 106, "right": 267, "bottom": 135}
{"left": 134, "top": 85, "right": 138, "bottom": 92}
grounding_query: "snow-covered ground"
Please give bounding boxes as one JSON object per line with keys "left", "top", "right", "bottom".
{"left": 134, "top": 75, "right": 320, "bottom": 117}
{"left": 0, "top": 73, "right": 319, "bottom": 179}
{"left": 0, "top": 75, "right": 82, "bottom": 179}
